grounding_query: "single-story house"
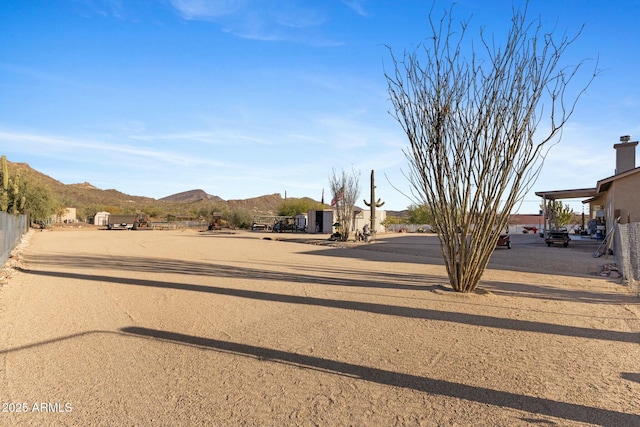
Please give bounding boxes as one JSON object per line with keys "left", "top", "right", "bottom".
{"left": 536, "top": 135, "right": 640, "bottom": 245}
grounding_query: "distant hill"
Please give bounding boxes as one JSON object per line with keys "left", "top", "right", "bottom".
{"left": 226, "top": 193, "right": 286, "bottom": 213}
{"left": 7, "top": 161, "right": 155, "bottom": 207}
{"left": 159, "top": 189, "right": 224, "bottom": 203}
{"left": 5, "top": 159, "right": 409, "bottom": 220}
{"left": 386, "top": 209, "right": 409, "bottom": 219}
{"left": 4, "top": 159, "right": 324, "bottom": 218}
{"left": 158, "top": 191, "right": 305, "bottom": 214}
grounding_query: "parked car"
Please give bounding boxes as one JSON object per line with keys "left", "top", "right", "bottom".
{"left": 496, "top": 234, "right": 511, "bottom": 249}
{"left": 545, "top": 227, "right": 570, "bottom": 247}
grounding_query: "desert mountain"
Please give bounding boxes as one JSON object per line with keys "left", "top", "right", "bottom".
{"left": 4, "top": 160, "right": 322, "bottom": 217}
{"left": 5, "top": 159, "right": 406, "bottom": 220}
{"left": 226, "top": 193, "right": 292, "bottom": 214}
{"left": 7, "top": 161, "right": 154, "bottom": 205}
{"left": 159, "top": 189, "right": 224, "bottom": 203}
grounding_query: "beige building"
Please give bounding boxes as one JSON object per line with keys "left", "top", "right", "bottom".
{"left": 351, "top": 207, "right": 387, "bottom": 234}
{"left": 93, "top": 211, "right": 110, "bottom": 226}
{"left": 53, "top": 207, "right": 77, "bottom": 223}
{"left": 536, "top": 136, "right": 640, "bottom": 242}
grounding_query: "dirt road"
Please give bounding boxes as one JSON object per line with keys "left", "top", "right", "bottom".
{"left": 1, "top": 229, "right": 638, "bottom": 426}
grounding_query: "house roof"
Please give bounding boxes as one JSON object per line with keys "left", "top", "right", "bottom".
{"left": 536, "top": 166, "right": 640, "bottom": 205}
{"left": 534, "top": 188, "right": 597, "bottom": 200}
{"left": 595, "top": 166, "right": 640, "bottom": 193}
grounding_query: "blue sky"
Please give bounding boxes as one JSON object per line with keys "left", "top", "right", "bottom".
{"left": 1, "top": 1, "right": 639, "bottom": 213}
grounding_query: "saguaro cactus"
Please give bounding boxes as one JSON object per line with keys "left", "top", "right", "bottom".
{"left": 9, "top": 173, "right": 21, "bottom": 214}
{"left": 363, "top": 169, "right": 384, "bottom": 232}
{"left": 0, "top": 156, "right": 25, "bottom": 214}
{"left": 1, "top": 155, "right": 9, "bottom": 212}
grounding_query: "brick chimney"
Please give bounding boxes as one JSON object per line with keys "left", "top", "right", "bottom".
{"left": 614, "top": 135, "right": 638, "bottom": 174}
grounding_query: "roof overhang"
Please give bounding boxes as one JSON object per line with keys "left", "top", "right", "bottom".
{"left": 596, "top": 167, "right": 640, "bottom": 193}
{"left": 534, "top": 188, "right": 597, "bottom": 200}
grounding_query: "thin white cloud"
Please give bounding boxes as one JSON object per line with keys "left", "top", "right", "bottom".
{"left": 0, "top": 130, "right": 227, "bottom": 168}
{"left": 169, "top": 0, "right": 245, "bottom": 19}
{"left": 281, "top": 132, "right": 327, "bottom": 145}
{"left": 71, "top": 0, "right": 130, "bottom": 20}
{"left": 128, "top": 129, "right": 273, "bottom": 146}
{"left": 0, "top": 63, "right": 85, "bottom": 88}
{"left": 340, "top": 0, "right": 368, "bottom": 17}
{"left": 168, "top": 0, "right": 344, "bottom": 45}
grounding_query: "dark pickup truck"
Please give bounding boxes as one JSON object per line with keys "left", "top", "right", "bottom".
{"left": 545, "top": 227, "right": 570, "bottom": 247}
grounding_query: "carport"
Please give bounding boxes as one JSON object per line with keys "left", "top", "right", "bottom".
{"left": 534, "top": 188, "right": 596, "bottom": 237}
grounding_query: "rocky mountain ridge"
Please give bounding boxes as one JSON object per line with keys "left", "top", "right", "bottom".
{"left": 5, "top": 160, "right": 317, "bottom": 216}
{"left": 5, "top": 160, "right": 407, "bottom": 219}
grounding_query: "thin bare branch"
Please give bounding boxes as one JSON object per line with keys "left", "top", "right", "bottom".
{"left": 386, "top": 3, "right": 597, "bottom": 292}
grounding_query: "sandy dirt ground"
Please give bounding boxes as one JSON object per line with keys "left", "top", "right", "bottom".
{"left": 0, "top": 228, "right": 638, "bottom": 426}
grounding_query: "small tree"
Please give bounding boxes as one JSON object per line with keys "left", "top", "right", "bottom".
{"left": 329, "top": 167, "right": 361, "bottom": 241}
{"left": 381, "top": 214, "right": 404, "bottom": 231}
{"left": 543, "top": 200, "right": 574, "bottom": 228}
{"left": 386, "top": 5, "right": 596, "bottom": 292}
{"left": 407, "top": 203, "right": 435, "bottom": 225}
{"left": 225, "top": 208, "right": 253, "bottom": 229}
{"left": 20, "top": 179, "right": 60, "bottom": 224}
{"left": 278, "top": 198, "right": 324, "bottom": 217}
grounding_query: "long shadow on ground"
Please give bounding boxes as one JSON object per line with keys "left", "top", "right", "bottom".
{"left": 24, "top": 253, "right": 440, "bottom": 291}
{"left": 25, "top": 253, "right": 639, "bottom": 306}
{"left": 121, "top": 326, "right": 640, "bottom": 427}
{"left": 290, "top": 233, "right": 611, "bottom": 280}
{"left": 20, "top": 268, "right": 639, "bottom": 344}
{"left": 2, "top": 327, "right": 636, "bottom": 426}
